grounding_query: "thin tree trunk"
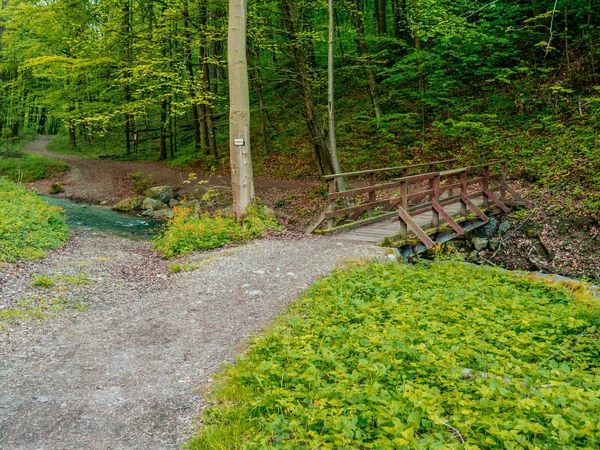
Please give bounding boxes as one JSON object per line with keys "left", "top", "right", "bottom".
{"left": 159, "top": 98, "right": 167, "bottom": 160}
{"left": 377, "top": 0, "right": 387, "bottom": 35}
{"left": 122, "top": 0, "right": 133, "bottom": 155}
{"left": 228, "top": 0, "right": 255, "bottom": 217}
{"left": 351, "top": 0, "right": 382, "bottom": 122}
{"left": 198, "top": 0, "right": 218, "bottom": 157}
{"left": 183, "top": 1, "right": 202, "bottom": 151}
{"left": 280, "top": 0, "right": 334, "bottom": 176}
{"left": 328, "top": 0, "right": 343, "bottom": 192}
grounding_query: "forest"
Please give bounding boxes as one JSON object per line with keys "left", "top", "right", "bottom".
{"left": 1, "top": 0, "right": 598, "bottom": 180}
{"left": 2, "top": 0, "right": 600, "bottom": 449}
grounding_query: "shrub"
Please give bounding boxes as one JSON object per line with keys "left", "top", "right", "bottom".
{"left": 187, "top": 262, "right": 600, "bottom": 449}
{"left": 49, "top": 182, "right": 64, "bottom": 194}
{"left": 154, "top": 200, "right": 281, "bottom": 258}
{"left": 0, "top": 179, "right": 69, "bottom": 262}
{"left": 0, "top": 154, "right": 69, "bottom": 182}
{"left": 129, "top": 171, "right": 155, "bottom": 195}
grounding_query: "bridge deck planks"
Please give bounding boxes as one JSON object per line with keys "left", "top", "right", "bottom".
{"left": 335, "top": 197, "right": 484, "bottom": 244}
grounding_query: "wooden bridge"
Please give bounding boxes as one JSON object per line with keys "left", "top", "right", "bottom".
{"left": 307, "top": 159, "right": 526, "bottom": 256}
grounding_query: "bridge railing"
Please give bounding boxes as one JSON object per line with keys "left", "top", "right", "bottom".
{"left": 312, "top": 160, "right": 526, "bottom": 241}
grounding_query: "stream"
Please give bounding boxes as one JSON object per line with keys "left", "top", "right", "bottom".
{"left": 44, "top": 197, "right": 162, "bottom": 240}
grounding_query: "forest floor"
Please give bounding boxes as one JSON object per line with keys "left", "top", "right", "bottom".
{"left": 0, "top": 231, "right": 386, "bottom": 449}
{"left": 26, "top": 136, "right": 317, "bottom": 229}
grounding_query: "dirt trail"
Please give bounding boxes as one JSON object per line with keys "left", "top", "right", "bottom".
{"left": 0, "top": 232, "right": 385, "bottom": 449}
{"left": 25, "top": 136, "right": 315, "bottom": 204}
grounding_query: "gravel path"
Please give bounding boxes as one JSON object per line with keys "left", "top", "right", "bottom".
{"left": 0, "top": 232, "right": 386, "bottom": 449}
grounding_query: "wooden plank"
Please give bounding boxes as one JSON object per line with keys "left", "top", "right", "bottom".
{"left": 460, "top": 193, "right": 489, "bottom": 223}
{"left": 327, "top": 172, "right": 438, "bottom": 201}
{"left": 321, "top": 159, "right": 456, "bottom": 180}
{"left": 304, "top": 210, "right": 326, "bottom": 234}
{"left": 484, "top": 188, "right": 510, "bottom": 213}
{"left": 502, "top": 182, "right": 526, "bottom": 203}
{"left": 398, "top": 206, "right": 435, "bottom": 248}
{"left": 432, "top": 201, "right": 464, "bottom": 235}
{"left": 315, "top": 211, "right": 397, "bottom": 235}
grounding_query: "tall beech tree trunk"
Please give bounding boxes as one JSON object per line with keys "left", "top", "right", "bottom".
{"left": 328, "top": 0, "right": 343, "bottom": 192}
{"left": 228, "top": 0, "right": 254, "bottom": 217}
{"left": 280, "top": 0, "right": 334, "bottom": 176}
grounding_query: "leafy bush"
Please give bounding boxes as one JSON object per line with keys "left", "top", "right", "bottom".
{"left": 0, "top": 179, "right": 69, "bottom": 262}
{"left": 0, "top": 154, "right": 69, "bottom": 182}
{"left": 154, "top": 200, "right": 281, "bottom": 258}
{"left": 187, "top": 262, "right": 600, "bottom": 449}
{"left": 129, "top": 171, "right": 155, "bottom": 195}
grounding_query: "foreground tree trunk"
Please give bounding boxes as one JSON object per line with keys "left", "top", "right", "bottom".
{"left": 228, "top": 0, "right": 254, "bottom": 217}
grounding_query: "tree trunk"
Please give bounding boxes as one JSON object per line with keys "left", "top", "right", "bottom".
{"left": 183, "top": 1, "right": 202, "bottom": 151}
{"left": 377, "top": 0, "right": 387, "bottom": 35}
{"left": 122, "top": 0, "right": 133, "bottom": 155}
{"left": 198, "top": 0, "right": 218, "bottom": 158}
{"left": 279, "top": 0, "right": 334, "bottom": 176}
{"left": 68, "top": 123, "right": 76, "bottom": 148}
{"left": 328, "top": 0, "right": 343, "bottom": 192}
{"left": 228, "top": 0, "right": 255, "bottom": 217}
{"left": 159, "top": 98, "right": 167, "bottom": 160}
{"left": 249, "top": 44, "right": 270, "bottom": 155}
{"left": 351, "top": 0, "right": 382, "bottom": 121}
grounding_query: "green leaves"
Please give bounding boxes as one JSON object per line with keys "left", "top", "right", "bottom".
{"left": 187, "top": 262, "right": 600, "bottom": 449}
{"left": 0, "top": 178, "right": 69, "bottom": 262}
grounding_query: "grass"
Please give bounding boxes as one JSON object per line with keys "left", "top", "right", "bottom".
{"left": 154, "top": 200, "right": 281, "bottom": 258}
{"left": 169, "top": 261, "right": 201, "bottom": 274}
{"left": 32, "top": 272, "right": 92, "bottom": 289}
{"left": 0, "top": 294, "right": 87, "bottom": 330}
{"left": 186, "top": 261, "right": 600, "bottom": 449}
{"left": 0, "top": 178, "right": 69, "bottom": 262}
{"left": 0, "top": 153, "right": 69, "bottom": 182}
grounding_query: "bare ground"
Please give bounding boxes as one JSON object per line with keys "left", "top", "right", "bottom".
{"left": 25, "top": 136, "right": 317, "bottom": 223}
{"left": 0, "top": 232, "right": 387, "bottom": 449}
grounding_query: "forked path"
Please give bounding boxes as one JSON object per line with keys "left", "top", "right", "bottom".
{"left": 25, "top": 136, "right": 314, "bottom": 204}
{"left": 0, "top": 233, "right": 384, "bottom": 449}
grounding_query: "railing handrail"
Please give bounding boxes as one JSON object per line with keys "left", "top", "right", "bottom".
{"left": 321, "top": 159, "right": 457, "bottom": 180}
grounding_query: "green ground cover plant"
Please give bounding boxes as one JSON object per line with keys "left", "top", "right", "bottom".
{"left": 0, "top": 294, "right": 87, "bottom": 330}
{"left": 154, "top": 200, "right": 281, "bottom": 258}
{"left": 0, "top": 179, "right": 69, "bottom": 262}
{"left": 0, "top": 153, "right": 69, "bottom": 182}
{"left": 32, "top": 272, "right": 92, "bottom": 289}
{"left": 188, "top": 262, "right": 600, "bottom": 449}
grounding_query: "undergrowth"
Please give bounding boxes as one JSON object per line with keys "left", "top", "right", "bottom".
{"left": 154, "top": 200, "right": 281, "bottom": 258}
{"left": 187, "top": 262, "right": 600, "bottom": 449}
{"left": 0, "top": 178, "right": 69, "bottom": 262}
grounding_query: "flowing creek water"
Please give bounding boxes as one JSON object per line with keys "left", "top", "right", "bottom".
{"left": 44, "top": 197, "right": 162, "bottom": 240}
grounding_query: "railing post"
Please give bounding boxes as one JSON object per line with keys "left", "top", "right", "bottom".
{"left": 500, "top": 163, "right": 506, "bottom": 201}
{"left": 460, "top": 170, "right": 467, "bottom": 216}
{"left": 447, "top": 160, "right": 454, "bottom": 197}
{"left": 399, "top": 180, "right": 408, "bottom": 240}
{"left": 432, "top": 175, "right": 440, "bottom": 228}
{"left": 368, "top": 172, "right": 376, "bottom": 217}
{"left": 482, "top": 166, "right": 490, "bottom": 209}
{"left": 428, "top": 164, "right": 435, "bottom": 201}
{"left": 327, "top": 178, "right": 336, "bottom": 229}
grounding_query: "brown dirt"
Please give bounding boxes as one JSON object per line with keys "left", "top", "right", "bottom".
{"left": 25, "top": 136, "right": 317, "bottom": 210}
